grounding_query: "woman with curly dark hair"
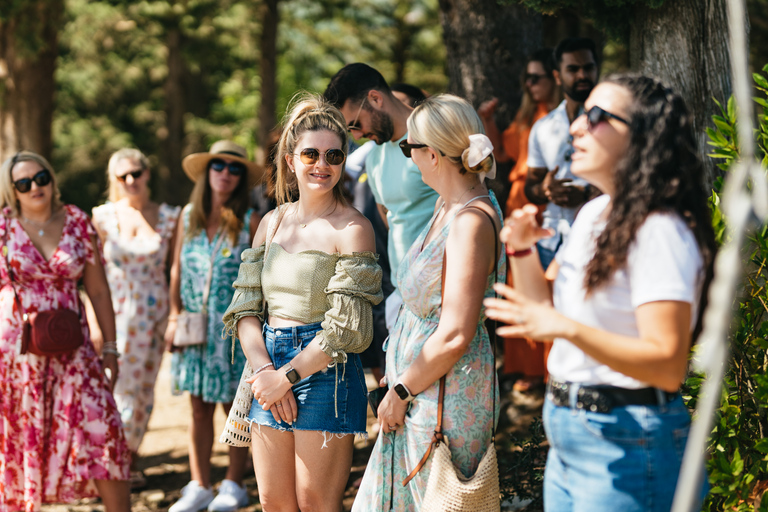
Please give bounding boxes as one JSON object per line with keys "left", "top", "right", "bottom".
{"left": 485, "top": 74, "right": 715, "bottom": 511}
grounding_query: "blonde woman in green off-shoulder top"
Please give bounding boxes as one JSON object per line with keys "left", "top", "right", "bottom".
{"left": 222, "top": 94, "right": 383, "bottom": 511}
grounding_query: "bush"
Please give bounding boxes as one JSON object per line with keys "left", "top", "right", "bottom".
{"left": 689, "top": 63, "right": 768, "bottom": 511}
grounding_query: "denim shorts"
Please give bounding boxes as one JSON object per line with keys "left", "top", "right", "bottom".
{"left": 542, "top": 392, "right": 708, "bottom": 512}
{"left": 246, "top": 322, "right": 368, "bottom": 436}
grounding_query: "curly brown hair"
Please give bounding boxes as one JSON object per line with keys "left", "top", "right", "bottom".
{"left": 583, "top": 74, "right": 716, "bottom": 336}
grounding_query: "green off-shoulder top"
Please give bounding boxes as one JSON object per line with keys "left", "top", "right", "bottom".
{"left": 222, "top": 242, "right": 384, "bottom": 365}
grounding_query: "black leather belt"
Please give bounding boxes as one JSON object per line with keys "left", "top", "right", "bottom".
{"left": 547, "top": 380, "right": 680, "bottom": 414}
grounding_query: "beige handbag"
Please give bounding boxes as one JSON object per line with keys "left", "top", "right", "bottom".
{"left": 402, "top": 204, "right": 501, "bottom": 511}
{"left": 173, "top": 230, "right": 226, "bottom": 347}
{"left": 220, "top": 206, "right": 284, "bottom": 447}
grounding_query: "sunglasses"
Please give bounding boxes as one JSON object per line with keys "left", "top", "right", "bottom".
{"left": 348, "top": 97, "right": 367, "bottom": 132}
{"left": 209, "top": 158, "right": 246, "bottom": 176}
{"left": 525, "top": 73, "right": 547, "bottom": 85}
{"left": 14, "top": 169, "right": 52, "bottom": 193}
{"left": 585, "top": 105, "right": 630, "bottom": 131}
{"left": 399, "top": 139, "right": 430, "bottom": 158}
{"left": 116, "top": 169, "right": 144, "bottom": 182}
{"left": 297, "top": 148, "right": 346, "bottom": 166}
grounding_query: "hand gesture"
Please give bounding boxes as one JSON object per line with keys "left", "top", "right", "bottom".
{"left": 477, "top": 98, "right": 499, "bottom": 121}
{"left": 548, "top": 180, "right": 588, "bottom": 208}
{"left": 102, "top": 352, "right": 119, "bottom": 391}
{"left": 484, "top": 283, "right": 574, "bottom": 341}
{"left": 163, "top": 320, "right": 178, "bottom": 353}
{"left": 378, "top": 387, "right": 408, "bottom": 435}
{"left": 247, "top": 370, "right": 297, "bottom": 425}
{"left": 502, "top": 204, "right": 554, "bottom": 251}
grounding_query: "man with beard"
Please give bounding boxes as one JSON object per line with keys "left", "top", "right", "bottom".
{"left": 524, "top": 37, "right": 600, "bottom": 270}
{"left": 324, "top": 64, "right": 439, "bottom": 331}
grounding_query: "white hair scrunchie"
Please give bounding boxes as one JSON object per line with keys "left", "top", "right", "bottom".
{"left": 467, "top": 133, "right": 497, "bottom": 182}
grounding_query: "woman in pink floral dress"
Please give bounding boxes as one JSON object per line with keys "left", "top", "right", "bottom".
{"left": 0, "top": 151, "right": 130, "bottom": 511}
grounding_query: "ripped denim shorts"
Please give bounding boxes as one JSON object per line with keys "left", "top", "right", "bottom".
{"left": 247, "top": 321, "right": 368, "bottom": 437}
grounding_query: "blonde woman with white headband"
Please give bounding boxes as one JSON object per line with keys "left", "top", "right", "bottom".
{"left": 353, "top": 94, "right": 504, "bottom": 510}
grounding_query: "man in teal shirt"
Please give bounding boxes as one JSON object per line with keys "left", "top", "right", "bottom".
{"left": 324, "top": 64, "right": 439, "bottom": 329}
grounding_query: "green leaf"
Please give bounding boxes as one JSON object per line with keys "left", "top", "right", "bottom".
{"left": 755, "top": 72, "right": 768, "bottom": 91}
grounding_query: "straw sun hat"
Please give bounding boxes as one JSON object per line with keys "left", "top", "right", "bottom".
{"left": 181, "top": 140, "right": 264, "bottom": 187}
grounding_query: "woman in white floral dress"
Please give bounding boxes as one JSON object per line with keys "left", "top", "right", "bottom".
{"left": 91, "top": 148, "right": 180, "bottom": 486}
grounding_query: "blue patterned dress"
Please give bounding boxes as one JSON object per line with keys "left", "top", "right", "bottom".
{"left": 353, "top": 194, "right": 504, "bottom": 511}
{"left": 171, "top": 205, "right": 254, "bottom": 403}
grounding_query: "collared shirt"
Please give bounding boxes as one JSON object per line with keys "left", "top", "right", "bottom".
{"left": 527, "top": 100, "right": 589, "bottom": 252}
{"left": 366, "top": 133, "right": 439, "bottom": 284}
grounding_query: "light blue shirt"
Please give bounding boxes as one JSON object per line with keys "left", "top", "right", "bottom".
{"left": 527, "top": 100, "right": 589, "bottom": 252}
{"left": 366, "top": 133, "right": 439, "bottom": 284}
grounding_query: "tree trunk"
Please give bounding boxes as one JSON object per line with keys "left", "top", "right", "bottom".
{"left": 256, "top": 0, "right": 279, "bottom": 167}
{"left": 161, "top": 26, "right": 189, "bottom": 205}
{"left": 630, "top": 0, "right": 733, "bottom": 182}
{"left": 438, "top": 0, "right": 542, "bottom": 127}
{"left": 0, "top": 0, "right": 63, "bottom": 162}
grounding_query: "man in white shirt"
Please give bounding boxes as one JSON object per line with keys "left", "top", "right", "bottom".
{"left": 525, "top": 38, "right": 601, "bottom": 269}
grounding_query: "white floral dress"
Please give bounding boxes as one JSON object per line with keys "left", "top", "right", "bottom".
{"left": 93, "top": 202, "right": 180, "bottom": 452}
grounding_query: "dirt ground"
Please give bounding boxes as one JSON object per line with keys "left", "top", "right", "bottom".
{"left": 41, "top": 354, "right": 543, "bottom": 512}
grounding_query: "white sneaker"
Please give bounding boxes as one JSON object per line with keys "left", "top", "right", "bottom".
{"left": 169, "top": 481, "right": 214, "bottom": 512}
{"left": 208, "top": 479, "right": 249, "bottom": 512}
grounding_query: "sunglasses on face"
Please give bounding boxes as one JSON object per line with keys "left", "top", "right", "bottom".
{"left": 398, "top": 139, "right": 430, "bottom": 159}
{"left": 348, "top": 97, "right": 367, "bottom": 132}
{"left": 116, "top": 169, "right": 144, "bottom": 182}
{"left": 14, "top": 169, "right": 52, "bottom": 193}
{"left": 525, "top": 73, "right": 547, "bottom": 85}
{"left": 585, "top": 105, "right": 630, "bottom": 131}
{"left": 297, "top": 148, "right": 346, "bottom": 166}
{"left": 209, "top": 158, "right": 246, "bottom": 176}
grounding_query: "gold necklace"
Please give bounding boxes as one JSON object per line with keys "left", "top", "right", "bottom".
{"left": 295, "top": 202, "right": 335, "bottom": 228}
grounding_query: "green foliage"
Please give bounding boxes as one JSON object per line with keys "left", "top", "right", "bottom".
{"left": 53, "top": 0, "right": 446, "bottom": 211}
{"left": 498, "top": 416, "right": 547, "bottom": 508}
{"left": 510, "top": 0, "right": 664, "bottom": 39}
{"left": 689, "top": 64, "right": 768, "bottom": 511}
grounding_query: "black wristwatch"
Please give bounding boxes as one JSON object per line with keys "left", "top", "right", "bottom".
{"left": 393, "top": 381, "right": 415, "bottom": 402}
{"left": 284, "top": 364, "right": 301, "bottom": 384}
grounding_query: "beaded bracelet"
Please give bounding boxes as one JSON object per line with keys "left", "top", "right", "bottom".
{"left": 253, "top": 362, "right": 274, "bottom": 376}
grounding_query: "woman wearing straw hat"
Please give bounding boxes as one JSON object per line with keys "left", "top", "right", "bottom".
{"left": 165, "top": 140, "right": 263, "bottom": 512}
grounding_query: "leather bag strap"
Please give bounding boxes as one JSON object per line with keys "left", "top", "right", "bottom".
{"left": 402, "top": 202, "right": 500, "bottom": 486}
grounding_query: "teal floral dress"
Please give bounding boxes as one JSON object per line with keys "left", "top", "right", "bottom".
{"left": 171, "top": 205, "right": 254, "bottom": 403}
{"left": 353, "top": 194, "right": 504, "bottom": 511}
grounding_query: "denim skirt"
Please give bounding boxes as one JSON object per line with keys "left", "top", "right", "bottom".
{"left": 246, "top": 321, "right": 368, "bottom": 436}
{"left": 542, "top": 392, "right": 708, "bottom": 512}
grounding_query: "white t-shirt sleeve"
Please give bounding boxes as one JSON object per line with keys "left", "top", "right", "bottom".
{"left": 527, "top": 119, "right": 547, "bottom": 169}
{"left": 628, "top": 213, "right": 703, "bottom": 309}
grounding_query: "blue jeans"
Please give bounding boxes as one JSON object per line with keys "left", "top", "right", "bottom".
{"left": 537, "top": 241, "right": 559, "bottom": 271}
{"left": 247, "top": 322, "right": 368, "bottom": 436}
{"left": 542, "top": 394, "right": 708, "bottom": 512}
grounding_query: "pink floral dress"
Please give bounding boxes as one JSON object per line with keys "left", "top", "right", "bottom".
{"left": 0, "top": 205, "right": 129, "bottom": 511}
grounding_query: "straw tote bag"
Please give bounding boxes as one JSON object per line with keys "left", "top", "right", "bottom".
{"left": 403, "top": 205, "right": 501, "bottom": 512}
{"left": 221, "top": 206, "right": 284, "bottom": 447}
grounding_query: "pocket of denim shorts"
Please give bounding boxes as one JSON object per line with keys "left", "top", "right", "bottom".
{"left": 579, "top": 408, "right": 647, "bottom": 446}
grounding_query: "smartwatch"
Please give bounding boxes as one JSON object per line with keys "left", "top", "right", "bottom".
{"left": 393, "top": 381, "right": 415, "bottom": 402}
{"left": 284, "top": 364, "right": 301, "bottom": 384}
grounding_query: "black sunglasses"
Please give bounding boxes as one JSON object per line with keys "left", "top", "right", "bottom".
{"left": 399, "top": 139, "right": 430, "bottom": 158}
{"left": 14, "top": 169, "right": 52, "bottom": 193}
{"left": 586, "top": 105, "right": 630, "bottom": 131}
{"left": 209, "top": 158, "right": 246, "bottom": 176}
{"left": 297, "top": 148, "right": 346, "bottom": 166}
{"left": 116, "top": 169, "right": 144, "bottom": 182}
{"left": 525, "top": 73, "right": 547, "bottom": 85}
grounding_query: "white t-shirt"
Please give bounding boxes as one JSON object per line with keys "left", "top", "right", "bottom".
{"left": 548, "top": 194, "right": 704, "bottom": 389}
{"left": 527, "top": 100, "right": 589, "bottom": 252}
